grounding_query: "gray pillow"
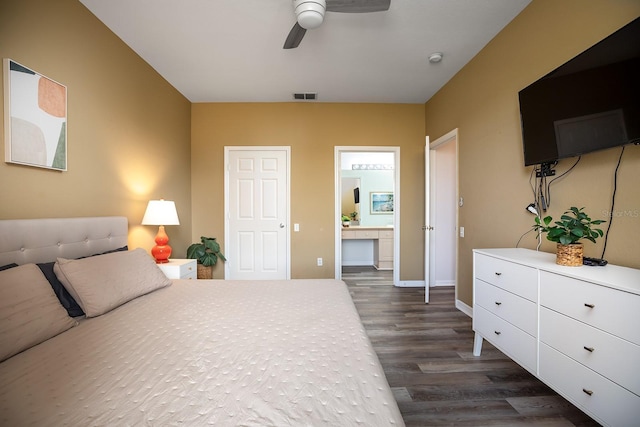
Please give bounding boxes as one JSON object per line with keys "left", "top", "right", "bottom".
{"left": 0, "top": 264, "right": 77, "bottom": 362}
{"left": 54, "top": 248, "right": 172, "bottom": 318}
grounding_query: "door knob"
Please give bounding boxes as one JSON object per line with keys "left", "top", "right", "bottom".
{"left": 280, "top": 223, "right": 285, "bottom": 228}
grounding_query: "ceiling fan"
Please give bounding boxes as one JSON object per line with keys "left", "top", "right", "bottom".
{"left": 283, "top": 0, "right": 391, "bottom": 49}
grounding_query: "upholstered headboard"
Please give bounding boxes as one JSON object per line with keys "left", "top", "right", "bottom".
{"left": 0, "top": 217, "right": 128, "bottom": 266}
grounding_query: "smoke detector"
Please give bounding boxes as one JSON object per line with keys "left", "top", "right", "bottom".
{"left": 428, "top": 52, "right": 443, "bottom": 63}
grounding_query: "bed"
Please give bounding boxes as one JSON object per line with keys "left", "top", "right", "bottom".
{"left": 0, "top": 217, "right": 404, "bottom": 426}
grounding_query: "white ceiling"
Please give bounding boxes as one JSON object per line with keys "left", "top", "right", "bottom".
{"left": 79, "top": 0, "right": 531, "bottom": 104}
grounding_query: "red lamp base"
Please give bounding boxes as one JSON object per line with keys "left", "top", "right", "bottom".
{"left": 151, "top": 225, "right": 172, "bottom": 263}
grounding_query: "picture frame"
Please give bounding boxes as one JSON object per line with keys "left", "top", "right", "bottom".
{"left": 3, "top": 59, "right": 67, "bottom": 171}
{"left": 370, "top": 192, "right": 393, "bottom": 214}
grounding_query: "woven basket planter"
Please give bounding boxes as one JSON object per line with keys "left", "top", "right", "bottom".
{"left": 556, "top": 243, "right": 583, "bottom": 266}
{"left": 197, "top": 263, "right": 213, "bottom": 279}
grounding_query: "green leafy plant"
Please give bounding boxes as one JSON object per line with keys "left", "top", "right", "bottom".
{"left": 341, "top": 214, "right": 351, "bottom": 222}
{"left": 349, "top": 211, "right": 358, "bottom": 221}
{"left": 533, "top": 206, "right": 606, "bottom": 245}
{"left": 186, "top": 236, "right": 227, "bottom": 266}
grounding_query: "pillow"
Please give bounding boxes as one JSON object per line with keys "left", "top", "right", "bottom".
{"left": 0, "top": 264, "right": 77, "bottom": 362}
{"left": 0, "top": 263, "right": 18, "bottom": 271}
{"left": 37, "top": 262, "right": 85, "bottom": 317}
{"left": 53, "top": 248, "right": 172, "bottom": 318}
{"left": 38, "top": 246, "right": 128, "bottom": 318}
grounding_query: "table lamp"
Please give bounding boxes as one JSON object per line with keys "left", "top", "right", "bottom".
{"left": 141, "top": 199, "right": 180, "bottom": 263}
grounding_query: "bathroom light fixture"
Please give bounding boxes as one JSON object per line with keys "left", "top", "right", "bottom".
{"left": 142, "top": 199, "right": 180, "bottom": 263}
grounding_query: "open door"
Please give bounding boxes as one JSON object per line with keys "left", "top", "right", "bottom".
{"left": 424, "top": 136, "right": 431, "bottom": 303}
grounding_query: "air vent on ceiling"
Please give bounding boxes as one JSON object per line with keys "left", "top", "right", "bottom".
{"left": 293, "top": 92, "right": 317, "bottom": 100}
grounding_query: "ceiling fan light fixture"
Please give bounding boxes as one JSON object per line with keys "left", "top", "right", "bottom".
{"left": 294, "top": 0, "right": 326, "bottom": 29}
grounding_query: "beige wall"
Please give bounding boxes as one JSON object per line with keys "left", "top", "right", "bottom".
{"left": 4, "top": 0, "right": 638, "bottom": 297}
{"left": 191, "top": 103, "right": 425, "bottom": 279}
{"left": 425, "top": 0, "right": 640, "bottom": 306}
{"left": 0, "top": 0, "right": 193, "bottom": 254}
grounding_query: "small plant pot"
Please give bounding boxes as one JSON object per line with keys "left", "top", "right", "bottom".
{"left": 342, "top": 221, "right": 350, "bottom": 227}
{"left": 556, "top": 243, "right": 583, "bottom": 266}
{"left": 197, "top": 263, "right": 213, "bottom": 279}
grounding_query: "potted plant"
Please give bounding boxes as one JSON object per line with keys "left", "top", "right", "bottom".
{"left": 341, "top": 214, "right": 351, "bottom": 227}
{"left": 533, "top": 206, "right": 606, "bottom": 266}
{"left": 349, "top": 211, "right": 358, "bottom": 225}
{"left": 186, "top": 236, "right": 227, "bottom": 279}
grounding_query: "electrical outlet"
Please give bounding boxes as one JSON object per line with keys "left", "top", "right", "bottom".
{"left": 317, "top": 257, "right": 323, "bottom": 266}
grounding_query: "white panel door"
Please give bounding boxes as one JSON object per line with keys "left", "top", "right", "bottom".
{"left": 226, "top": 148, "right": 289, "bottom": 280}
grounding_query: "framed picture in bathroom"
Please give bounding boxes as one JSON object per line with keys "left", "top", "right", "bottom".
{"left": 370, "top": 192, "right": 393, "bottom": 214}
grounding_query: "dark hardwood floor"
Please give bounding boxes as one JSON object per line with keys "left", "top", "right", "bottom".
{"left": 342, "top": 266, "right": 599, "bottom": 427}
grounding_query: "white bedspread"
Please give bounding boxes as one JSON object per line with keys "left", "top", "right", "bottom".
{"left": 0, "top": 279, "right": 404, "bottom": 426}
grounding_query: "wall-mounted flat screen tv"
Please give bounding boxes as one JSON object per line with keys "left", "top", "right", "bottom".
{"left": 519, "top": 17, "right": 640, "bottom": 166}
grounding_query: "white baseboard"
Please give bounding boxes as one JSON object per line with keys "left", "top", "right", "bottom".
{"left": 434, "top": 280, "right": 455, "bottom": 287}
{"left": 395, "top": 280, "right": 424, "bottom": 288}
{"left": 456, "top": 299, "right": 472, "bottom": 317}
{"left": 342, "top": 261, "right": 374, "bottom": 266}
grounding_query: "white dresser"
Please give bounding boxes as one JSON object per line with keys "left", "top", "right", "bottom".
{"left": 473, "top": 248, "right": 640, "bottom": 427}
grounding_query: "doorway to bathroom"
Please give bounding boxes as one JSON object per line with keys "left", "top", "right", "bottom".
{"left": 334, "top": 146, "right": 400, "bottom": 286}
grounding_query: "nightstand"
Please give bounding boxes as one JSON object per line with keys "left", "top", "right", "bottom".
{"left": 157, "top": 259, "right": 197, "bottom": 280}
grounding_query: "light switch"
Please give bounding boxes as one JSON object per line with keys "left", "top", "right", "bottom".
{"left": 294, "top": 223, "right": 300, "bottom": 232}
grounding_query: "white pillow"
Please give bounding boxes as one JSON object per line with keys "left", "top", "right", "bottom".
{"left": 0, "top": 264, "right": 77, "bottom": 362}
{"left": 54, "top": 248, "right": 172, "bottom": 318}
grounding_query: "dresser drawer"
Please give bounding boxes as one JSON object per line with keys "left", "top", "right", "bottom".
{"left": 540, "top": 343, "right": 640, "bottom": 427}
{"left": 341, "top": 229, "right": 380, "bottom": 239}
{"left": 473, "top": 306, "right": 537, "bottom": 373}
{"left": 474, "top": 254, "right": 538, "bottom": 302}
{"left": 379, "top": 230, "right": 394, "bottom": 239}
{"left": 341, "top": 229, "right": 357, "bottom": 239}
{"left": 355, "top": 230, "right": 379, "bottom": 239}
{"left": 540, "top": 271, "right": 640, "bottom": 345}
{"left": 181, "top": 269, "right": 197, "bottom": 280}
{"left": 540, "top": 307, "right": 640, "bottom": 396}
{"left": 475, "top": 279, "right": 537, "bottom": 336}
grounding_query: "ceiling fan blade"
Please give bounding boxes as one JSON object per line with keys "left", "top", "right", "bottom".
{"left": 326, "top": 0, "right": 390, "bottom": 13}
{"left": 283, "top": 22, "right": 307, "bottom": 49}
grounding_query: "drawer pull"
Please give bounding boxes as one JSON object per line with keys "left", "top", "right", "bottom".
{"left": 495, "top": 301, "right": 502, "bottom": 306}
{"left": 494, "top": 272, "right": 502, "bottom": 276}
{"left": 583, "top": 346, "right": 594, "bottom": 352}
{"left": 584, "top": 303, "right": 595, "bottom": 308}
{"left": 582, "top": 388, "right": 594, "bottom": 396}
{"left": 494, "top": 331, "right": 501, "bottom": 335}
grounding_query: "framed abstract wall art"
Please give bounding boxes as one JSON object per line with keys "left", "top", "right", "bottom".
{"left": 370, "top": 192, "right": 393, "bottom": 214}
{"left": 3, "top": 59, "right": 67, "bottom": 171}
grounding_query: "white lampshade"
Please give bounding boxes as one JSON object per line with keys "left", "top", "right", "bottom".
{"left": 141, "top": 200, "right": 180, "bottom": 226}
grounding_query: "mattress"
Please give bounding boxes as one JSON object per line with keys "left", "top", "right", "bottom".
{"left": 0, "top": 278, "right": 404, "bottom": 426}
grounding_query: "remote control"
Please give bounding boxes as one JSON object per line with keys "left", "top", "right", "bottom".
{"left": 583, "top": 257, "right": 608, "bottom": 266}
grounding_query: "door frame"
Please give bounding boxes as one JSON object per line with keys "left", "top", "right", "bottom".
{"left": 334, "top": 146, "right": 400, "bottom": 286}
{"left": 428, "top": 130, "right": 459, "bottom": 301}
{"left": 224, "top": 146, "right": 291, "bottom": 280}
